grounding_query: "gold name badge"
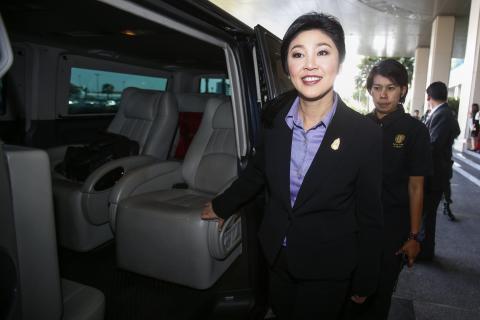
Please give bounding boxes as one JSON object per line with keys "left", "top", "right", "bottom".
{"left": 331, "top": 138, "right": 340, "bottom": 150}
{"left": 393, "top": 134, "right": 406, "bottom": 148}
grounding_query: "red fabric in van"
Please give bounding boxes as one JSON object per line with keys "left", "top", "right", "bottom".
{"left": 174, "top": 112, "right": 203, "bottom": 159}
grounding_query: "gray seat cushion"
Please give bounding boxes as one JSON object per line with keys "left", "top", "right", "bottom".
{"left": 62, "top": 279, "right": 105, "bottom": 320}
{"left": 117, "top": 188, "right": 241, "bottom": 289}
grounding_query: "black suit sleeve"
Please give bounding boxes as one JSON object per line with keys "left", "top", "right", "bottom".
{"left": 212, "top": 137, "right": 266, "bottom": 220}
{"left": 351, "top": 125, "right": 384, "bottom": 296}
{"left": 429, "top": 110, "right": 453, "bottom": 154}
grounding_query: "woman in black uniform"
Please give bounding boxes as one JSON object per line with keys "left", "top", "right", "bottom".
{"left": 350, "top": 59, "right": 432, "bottom": 319}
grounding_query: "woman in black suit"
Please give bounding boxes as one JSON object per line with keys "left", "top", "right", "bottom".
{"left": 201, "top": 12, "right": 383, "bottom": 320}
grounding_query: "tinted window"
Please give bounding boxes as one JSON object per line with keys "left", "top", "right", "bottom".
{"left": 68, "top": 67, "right": 168, "bottom": 114}
{"left": 263, "top": 34, "right": 292, "bottom": 95}
{"left": 200, "top": 77, "right": 231, "bottom": 96}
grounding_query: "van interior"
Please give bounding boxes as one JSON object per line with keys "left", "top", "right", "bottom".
{"left": 0, "top": 0, "right": 270, "bottom": 319}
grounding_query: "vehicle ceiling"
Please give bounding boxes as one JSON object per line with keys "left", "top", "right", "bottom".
{"left": 0, "top": 0, "right": 228, "bottom": 71}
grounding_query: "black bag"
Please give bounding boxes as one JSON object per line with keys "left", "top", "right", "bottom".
{"left": 57, "top": 132, "right": 139, "bottom": 182}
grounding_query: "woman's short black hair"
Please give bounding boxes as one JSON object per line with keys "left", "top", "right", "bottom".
{"left": 280, "top": 12, "right": 346, "bottom": 75}
{"left": 426, "top": 81, "right": 448, "bottom": 101}
{"left": 366, "top": 59, "right": 409, "bottom": 103}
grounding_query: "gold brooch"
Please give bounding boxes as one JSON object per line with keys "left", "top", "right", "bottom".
{"left": 331, "top": 138, "right": 340, "bottom": 150}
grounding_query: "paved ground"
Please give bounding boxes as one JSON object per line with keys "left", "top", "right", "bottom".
{"left": 388, "top": 150, "right": 480, "bottom": 320}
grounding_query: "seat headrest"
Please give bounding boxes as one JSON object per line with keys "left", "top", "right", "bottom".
{"left": 212, "top": 101, "right": 234, "bottom": 129}
{"left": 121, "top": 87, "right": 163, "bottom": 120}
{"left": 176, "top": 93, "right": 210, "bottom": 113}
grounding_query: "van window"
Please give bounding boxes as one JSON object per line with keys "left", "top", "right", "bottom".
{"left": 263, "top": 34, "right": 292, "bottom": 96}
{"left": 199, "top": 77, "right": 231, "bottom": 96}
{"left": 68, "top": 67, "right": 168, "bottom": 114}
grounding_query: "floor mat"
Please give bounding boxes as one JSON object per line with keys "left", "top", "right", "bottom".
{"left": 58, "top": 241, "right": 248, "bottom": 320}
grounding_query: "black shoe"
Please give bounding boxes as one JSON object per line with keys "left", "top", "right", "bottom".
{"left": 444, "top": 203, "right": 457, "bottom": 221}
{"left": 447, "top": 212, "right": 457, "bottom": 221}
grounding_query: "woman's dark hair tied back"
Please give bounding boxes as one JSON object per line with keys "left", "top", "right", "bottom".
{"left": 280, "top": 12, "right": 346, "bottom": 75}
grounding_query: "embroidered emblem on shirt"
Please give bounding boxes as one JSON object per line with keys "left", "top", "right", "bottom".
{"left": 331, "top": 138, "right": 340, "bottom": 150}
{"left": 393, "top": 134, "right": 405, "bottom": 148}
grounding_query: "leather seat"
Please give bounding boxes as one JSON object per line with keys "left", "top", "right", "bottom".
{"left": 49, "top": 87, "right": 178, "bottom": 251}
{"left": 0, "top": 142, "right": 105, "bottom": 320}
{"left": 112, "top": 97, "right": 242, "bottom": 289}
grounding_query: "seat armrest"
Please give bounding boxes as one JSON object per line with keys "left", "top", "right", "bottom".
{"left": 81, "top": 155, "right": 157, "bottom": 193}
{"left": 79, "top": 155, "right": 158, "bottom": 225}
{"left": 108, "top": 161, "right": 183, "bottom": 231}
{"left": 208, "top": 214, "right": 242, "bottom": 260}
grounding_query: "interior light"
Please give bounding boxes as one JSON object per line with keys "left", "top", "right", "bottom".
{"left": 121, "top": 30, "right": 137, "bottom": 37}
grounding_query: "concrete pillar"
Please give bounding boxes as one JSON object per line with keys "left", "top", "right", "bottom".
{"left": 426, "top": 16, "right": 455, "bottom": 86}
{"left": 411, "top": 47, "right": 430, "bottom": 116}
{"left": 458, "top": 0, "right": 480, "bottom": 150}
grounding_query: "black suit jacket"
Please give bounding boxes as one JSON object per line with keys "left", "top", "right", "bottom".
{"left": 425, "top": 103, "right": 460, "bottom": 190}
{"left": 213, "top": 91, "right": 383, "bottom": 296}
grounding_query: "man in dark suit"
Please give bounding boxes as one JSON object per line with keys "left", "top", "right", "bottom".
{"left": 421, "top": 81, "right": 460, "bottom": 260}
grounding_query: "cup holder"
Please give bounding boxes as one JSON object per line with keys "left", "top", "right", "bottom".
{"left": 94, "top": 167, "right": 125, "bottom": 191}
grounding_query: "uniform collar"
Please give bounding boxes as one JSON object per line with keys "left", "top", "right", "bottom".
{"left": 368, "top": 105, "right": 405, "bottom": 127}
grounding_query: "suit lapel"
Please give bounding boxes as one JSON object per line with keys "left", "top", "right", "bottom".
{"left": 292, "top": 100, "right": 349, "bottom": 211}
{"left": 275, "top": 120, "right": 293, "bottom": 209}
{"left": 268, "top": 94, "right": 296, "bottom": 211}
{"left": 428, "top": 103, "right": 447, "bottom": 128}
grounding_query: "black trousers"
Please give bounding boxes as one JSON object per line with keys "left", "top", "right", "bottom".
{"left": 443, "top": 181, "right": 452, "bottom": 204}
{"left": 268, "top": 247, "right": 350, "bottom": 320}
{"left": 343, "top": 245, "right": 404, "bottom": 320}
{"left": 420, "top": 190, "right": 443, "bottom": 259}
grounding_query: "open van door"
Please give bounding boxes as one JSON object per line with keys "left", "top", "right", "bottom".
{"left": 0, "top": 14, "right": 13, "bottom": 78}
{"left": 0, "top": 13, "right": 17, "bottom": 320}
{"left": 254, "top": 25, "right": 292, "bottom": 102}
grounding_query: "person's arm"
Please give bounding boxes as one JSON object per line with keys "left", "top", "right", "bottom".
{"left": 350, "top": 124, "right": 384, "bottom": 302}
{"left": 396, "top": 176, "right": 423, "bottom": 267}
{"left": 400, "top": 123, "right": 432, "bottom": 266}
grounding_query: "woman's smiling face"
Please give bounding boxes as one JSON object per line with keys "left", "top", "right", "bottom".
{"left": 287, "top": 29, "right": 340, "bottom": 101}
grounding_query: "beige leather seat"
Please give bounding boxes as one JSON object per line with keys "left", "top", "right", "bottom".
{"left": 49, "top": 87, "right": 178, "bottom": 252}
{"left": 0, "top": 142, "right": 105, "bottom": 320}
{"left": 111, "top": 97, "right": 242, "bottom": 289}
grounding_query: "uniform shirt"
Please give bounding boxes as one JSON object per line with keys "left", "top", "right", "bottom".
{"left": 367, "top": 106, "right": 432, "bottom": 224}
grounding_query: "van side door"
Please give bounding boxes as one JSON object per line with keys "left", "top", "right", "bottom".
{"left": 254, "top": 25, "right": 293, "bottom": 103}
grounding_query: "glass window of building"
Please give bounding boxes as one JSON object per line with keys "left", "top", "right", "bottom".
{"left": 199, "top": 77, "right": 231, "bottom": 96}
